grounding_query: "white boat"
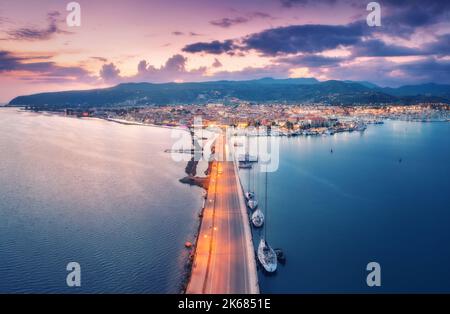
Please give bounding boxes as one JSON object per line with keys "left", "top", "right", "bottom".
{"left": 247, "top": 198, "right": 258, "bottom": 210}
{"left": 257, "top": 238, "right": 277, "bottom": 272}
{"left": 245, "top": 191, "right": 255, "bottom": 200}
{"left": 251, "top": 209, "right": 264, "bottom": 228}
{"left": 238, "top": 153, "right": 258, "bottom": 163}
{"left": 356, "top": 123, "right": 367, "bottom": 131}
{"left": 239, "top": 162, "right": 252, "bottom": 169}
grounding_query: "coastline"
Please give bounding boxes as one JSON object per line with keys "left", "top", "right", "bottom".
{"left": 9, "top": 107, "right": 190, "bottom": 131}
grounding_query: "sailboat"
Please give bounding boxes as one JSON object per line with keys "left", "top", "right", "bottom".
{"left": 251, "top": 209, "right": 264, "bottom": 227}
{"left": 245, "top": 191, "right": 255, "bottom": 200}
{"left": 258, "top": 238, "right": 277, "bottom": 272}
{"left": 247, "top": 198, "right": 258, "bottom": 210}
{"left": 245, "top": 132, "right": 258, "bottom": 210}
{"left": 257, "top": 164, "right": 277, "bottom": 273}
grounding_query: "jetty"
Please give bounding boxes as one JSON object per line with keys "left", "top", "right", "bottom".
{"left": 186, "top": 133, "right": 259, "bottom": 294}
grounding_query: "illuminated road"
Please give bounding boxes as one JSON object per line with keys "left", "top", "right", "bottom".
{"left": 186, "top": 133, "right": 259, "bottom": 294}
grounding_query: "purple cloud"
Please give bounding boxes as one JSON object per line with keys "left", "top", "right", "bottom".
{"left": 210, "top": 17, "right": 249, "bottom": 28}
{"left": 280, "top": 0, "right": 338, "bottom": 7}
{"left": 210, "top": 11, "right": 274, "bottom": 28}
{"left": 352, "top": 39, "right": 424, "bottom": 57}
{"left": 316, "top": 57, "right": 450, "bottom": 87}
{"left": 135, "top": 54, "right": 206, "bottom": 82}
{"left": 183, "top": 40, "right": 237, "bottom": 55}
{"left": 100, "top": 54, "right": 207, "bottom": 84}
{"left": 6, "top": 11, "right": 71, "bottom": 41}
{"left": 277, "top": 54, "right": 346, "bottom": 67}
{"left": 100, "top": 63, "right": 121, "bottom": 83}
{"left": 0, "top": 50, "right": 24, "bottom": 71}
{"left": 242, "top": 22, "right": 365, "bottom": 55}
{"left": 425, "top": 34, "right": 450, "bottom": 56}
{"left": 91, "top": 56, "right": 108, "bottom": 62}
{"left": 0, "top": 50, "right": 94, "bottom": 83}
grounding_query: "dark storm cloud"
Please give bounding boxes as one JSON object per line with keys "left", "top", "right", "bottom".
{"left": 0, "top": 51, "right": 58, "bottom": 72}
{"left": 397, "top": 57, "right": 450, "bottom": 83}
{"left": 242, "top": 22, "right": 366, "bottom": 55}
{"left": 0, "top": 50, "right": 23, "bottom": 71}
{"left": 183, "top": 0, "right": 450, "bottom": 58}
{"left": 381, "top": 0, "right": 450, "bottom": 11}
{"left": 364, "top": 0, "right": 450, "bottom": 38}
{"left": 352, "top": 39, "right": 424, "bottom": 57}
{"left": 425, "top": 34, "right": 450, "bottom": 56}
{"left": 182, "top": 40, "right": 237, "bottom": 55}
{"left": 277, "top": 54, "right": 346, "bottom": 67}
{"left": 280, "top": 0, "right": 450, "bottom": 36}
{"left": 183, "top": 22, "right": 367, "bottom": 56}
{"left": 6, "top": 11, "right": 70, "bottom": 41}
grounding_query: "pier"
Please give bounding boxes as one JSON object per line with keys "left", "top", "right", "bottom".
{"left": 186, "top": 133, "right": 259, "bottom": 294}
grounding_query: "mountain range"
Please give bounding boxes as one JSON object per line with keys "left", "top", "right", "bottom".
{"left": 8, "top": 78, "right": 450, "bottom": 109}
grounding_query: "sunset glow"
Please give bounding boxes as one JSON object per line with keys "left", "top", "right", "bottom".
{"left": 0, "top": 0, "right": 449, "bottom": 102}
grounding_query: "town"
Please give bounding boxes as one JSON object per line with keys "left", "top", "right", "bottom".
{"left": 66, "top": 103, "right": 450, "bottom": 136}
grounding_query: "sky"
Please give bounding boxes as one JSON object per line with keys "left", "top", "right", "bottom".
{"left": 0, "top": 0, "right": 449, "bottom": 102}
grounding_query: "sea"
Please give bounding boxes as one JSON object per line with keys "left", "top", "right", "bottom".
{"left": 239, "top": 119, "right": 450, "bottom": 293}
{"left": 1, "top": 108, "right": 449, "bottom": 293}
{"left": 0, "top": 108, "right": 203, "bottom": 293}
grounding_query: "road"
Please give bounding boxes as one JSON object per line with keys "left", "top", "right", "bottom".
{"left": 186, "top": 133, "right": 259, "bottom": 294}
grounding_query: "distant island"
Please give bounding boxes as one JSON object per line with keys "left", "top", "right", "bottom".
{"left": 7, "top": 78, "right": 450, "bottom": 110}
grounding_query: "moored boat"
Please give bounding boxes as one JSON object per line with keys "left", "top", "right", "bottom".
{"left": 247, "top": 198, "right": 258, "bottom": 210}
{"left": 257, "top": 238, "right": 277, "bottom": 272}
{"left": 239, "top": 162, "right": 252, "bottom": 169}
{"left": 245, "top": 191, "right": 255, "bottom": 200}
{"left": 251, "top": 209, "right": 264, "bottom": 227}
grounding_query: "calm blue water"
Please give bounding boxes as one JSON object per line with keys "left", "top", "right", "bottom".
{"left": 2, "top": 108, "right": 449, "bottom": 293}
{"left": 240, "top": 120, "right": 450, "bottom": 293}
{"left": 0, "top": 109, "right": 203, "bottom": 293}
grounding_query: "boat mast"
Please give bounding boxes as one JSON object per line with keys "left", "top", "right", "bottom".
{"left": 246, "top": 131, "right": 251, "bottom": 192}
{"left": 264, "top": 161, "right": 268, "bottom": 241}
{"left": 255, "top": 127, "right": 258, "bottom": 197}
